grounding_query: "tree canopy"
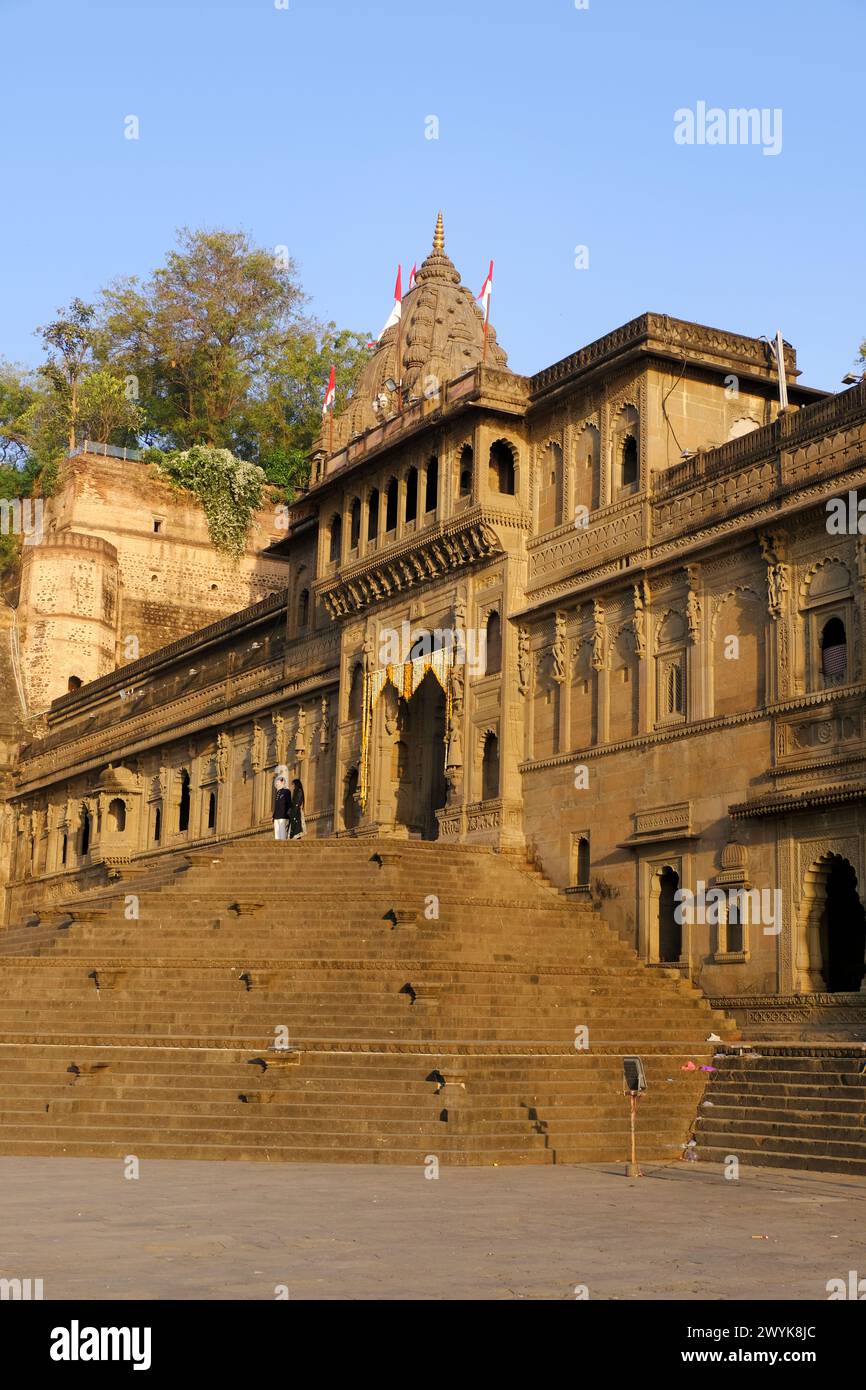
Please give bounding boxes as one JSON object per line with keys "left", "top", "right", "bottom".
{"left": 0, "top": 227, "right": 369, "bottom": 499}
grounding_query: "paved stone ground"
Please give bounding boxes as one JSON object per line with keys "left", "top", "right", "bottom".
{"left": 1, "top": 1157, "right": 862, "bottom": 1300}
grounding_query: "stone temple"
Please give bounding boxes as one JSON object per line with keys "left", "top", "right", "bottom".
{"left": 0, "top": 214, "right": 864, "bottom": 1173}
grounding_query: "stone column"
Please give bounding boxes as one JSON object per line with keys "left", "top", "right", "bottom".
{"left": 591, "top": 600, "right": 609, "bottom": 744}
{"left": 685, "top": 564, "right": 706, "bottom": 721}
{"left": 760, "top": 531, "right": 792, "bottom": 701}
{"left": 633, "top": 579, "right": 651, "bottom": 733}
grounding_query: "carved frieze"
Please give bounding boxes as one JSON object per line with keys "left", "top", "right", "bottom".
{"left": 321, "top": 518, "right": 504, "bottom": 620}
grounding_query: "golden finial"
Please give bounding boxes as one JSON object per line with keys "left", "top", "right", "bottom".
{"left": 433, "top": 210, "right": 444, "bottom": 253}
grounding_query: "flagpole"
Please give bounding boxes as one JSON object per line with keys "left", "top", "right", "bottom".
{"left": 480, "top": 261, "right": 493, "bottom": 366}
{"left": 329, "top": 407, "right": 334, "bottom": 453}
{"left": 396, "top": 310, "right": 403, "bottom": 413}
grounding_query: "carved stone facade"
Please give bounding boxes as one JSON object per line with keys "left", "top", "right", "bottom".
{"left": 6, "top": 216, "right": 866, "bottom": 1010}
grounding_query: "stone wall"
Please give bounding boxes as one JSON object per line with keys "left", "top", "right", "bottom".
{"left": 17, "top": 449, "right": 291, "bottom": 711}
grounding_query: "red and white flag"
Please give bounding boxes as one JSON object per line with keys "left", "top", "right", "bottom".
{"left": 478, "top": 260, "right": 494, "bottom": 324}
{"left": 408, "top": 262, "right": 417, "bottom": 291}
{"left": 322, "top": 364, "right": 336, "bottom": 418}
{"left": 376, "top": 265, "right": 403, "bottom": 340}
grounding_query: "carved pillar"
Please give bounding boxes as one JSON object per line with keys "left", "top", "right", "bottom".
{"left": 855, "top": 539, "right": 866, "bottom": 682}
{"left": 521, "top": 626, "right": 536, "bottom": 763}
{"left": 685, "top": 564, "right": 706, "bottom": 721}
{"left": 633, "top": 579, "right": 651, "bottom": 733}
{"left": 552, "top": 610, "right": 568, "bottom": 754}
{"left": 591, "top": 600, "right": 609, "bottom": 743}
{"left": 760, "top": 531, "right": 792, "bottom": 700}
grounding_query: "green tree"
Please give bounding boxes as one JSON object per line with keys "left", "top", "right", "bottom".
{"left": 0, "top": 363, "right": 40, "bottom": 468}
{"left": 37, "top": 298, "right": 98, "bottom": 451}
{"left": 100, "top": 227, "right": 368, "bottom": 490}
{"left": 240, "top": 323, "right": 370, "bottom": 490}
{"left": 76, "top": 369, "right": 143, "bottom": 445}
{"left": 100, "top": 228, "right": 304, "bottom": 451}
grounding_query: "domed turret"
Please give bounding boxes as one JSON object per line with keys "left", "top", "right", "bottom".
{"left": 334, "top": 213, "right": 509, "bottom": 445}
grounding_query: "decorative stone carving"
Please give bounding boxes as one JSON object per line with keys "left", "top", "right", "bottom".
{"left": 591, "top": 600, "right": 608, "bottom": 672}
{"left": 760, "top": 532, "right": 790, "bottom": 619}
{"left": 632, "top": 580, "right": 649, "bottom": 658}
{"left": 294, "top": 706, "right": 307, "bottom": 759}
{"left": 685, "top": 565, "right": 702, "bottom": 643}
{"left": 216, "top": 732, "right": 231, "bottom": 784}
{"left": 251, "top": 724, "right": 266, "bottom": 774}
{"left": 271, "top": 715, "right": 286, "bottom": 768}
{"left": 321, "top": 518, "right": 505, "bottom": 620}
{"left": 517, "top": 625, "right": 530, "bottom": 694}
{"left": 319, "top": 696, "right": 331, "bottom": 752}
{"left": 552, "top": 610, "right": 567, "bottom": 684}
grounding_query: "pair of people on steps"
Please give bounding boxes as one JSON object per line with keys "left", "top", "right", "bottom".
{"left": 273, "top": 775, "right": 305, "bottom": 841}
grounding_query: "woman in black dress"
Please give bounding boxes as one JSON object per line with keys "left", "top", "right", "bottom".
{"left": 288, "top": 778, "right": 306, "bottom": 839}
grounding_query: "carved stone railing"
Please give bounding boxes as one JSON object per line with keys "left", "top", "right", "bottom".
{"left": 653, "top": 379, "right": 866, "bottom": 499}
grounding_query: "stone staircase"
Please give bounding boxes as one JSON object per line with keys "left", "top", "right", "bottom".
{"left": 694, "top": 1046, "right": 866, "bottom": 1177}
{"left": 0, "top": 838, "right": 736, "bottom": 1165}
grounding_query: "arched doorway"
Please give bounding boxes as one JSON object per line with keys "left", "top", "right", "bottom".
{"left": 178, "top": 771, "right": 191, "bottom": 833}
{"left": 392, "top": 670, "right": 447, "bottom": 840}
{"left": 343, "top": 767, "right": 360, "bottom": 831}
{"left": 799, "top": 853, "right": 866, "bottom": 992}
{"left": 658, "top": 865, "right": 681, "bottom": 962}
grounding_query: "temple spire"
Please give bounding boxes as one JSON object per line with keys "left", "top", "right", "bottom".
{"left": 433, "top": 210, "right": 444, "bottom": 253}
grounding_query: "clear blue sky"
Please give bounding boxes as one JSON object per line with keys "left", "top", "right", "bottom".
{"left": 1, "top": 0, "right": 863, "bottom": 391}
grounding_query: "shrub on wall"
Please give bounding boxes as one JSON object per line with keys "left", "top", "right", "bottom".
{"left": 154, "top": 445, "right": 266, "bottom": 558}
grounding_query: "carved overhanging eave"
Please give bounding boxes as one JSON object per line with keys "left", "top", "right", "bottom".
{"left": 318, "top": 514, "right": 510, "bottom": 619}
{"left": 729, "top": 784, "right": 866, "bottom": 820}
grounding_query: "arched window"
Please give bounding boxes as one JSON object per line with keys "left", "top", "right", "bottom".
{"left": 367, "top": 488, "right": 379, "bottom": 541}
{"left": 425, "top": 456, "right": 439, "bottom": 513}
{"left": 821, "top": 617, "right": 847, "bottom": 680}
{"left": 489, "top": 440, "right": 515, "bottom": 495}
{"left": 207, "top": 791, "right": 216, "bottom": 830}
{"left": 458, "top": 444, "right": 473, "bottom": 496}
{"left": 621, "top": 434, "right": 638, "bottom": 488}
{"left": 80, "top": 807, "right": 91, "bottom": 858}
{"left": 349, "top": 498, "right": 361, "bottom": 550}
{"left": 576, "top": 837, "right": 590, "bottom": 887}
{"left": 348, "top": 662, "right": 363, "bottom": 720}
{"left": 665, "top": 660, "right": 684, "bottom": 716}
{"left": 153, "top": 806, "right": 161, "bottom": 844}
{"left": 328, "top": 514, "right": 342, "bottom": 563}
{"left": 385, "top": 477, "right": 398, "bottom": 531}
{"left": 405, "top": 467, "right": 418, "bottom": 524}
{"left": 67, "top": 675, "right": 82, "bottom": 693}
{"left": 297, "top": 588, "right": 310, "bottom": 631}
{"left": 538, "top": 442, "right": 563, "bottom": 531}
{"left": 656, "top": 611, "right": 687, "bottom": 723}
{"left": 482, "top": 732, "right": 500, "bottom": 801}
{"left": 485, "top": 612, "right": 502, "bottom": 675}
{"left": 61, "top": 833, "right": 68, "bottom": 866}
{"left": 107, "top": 798, "right": 126, "bottom": 833}
{"left": 178, "top": 771, "right": 191, "bottom": 833}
